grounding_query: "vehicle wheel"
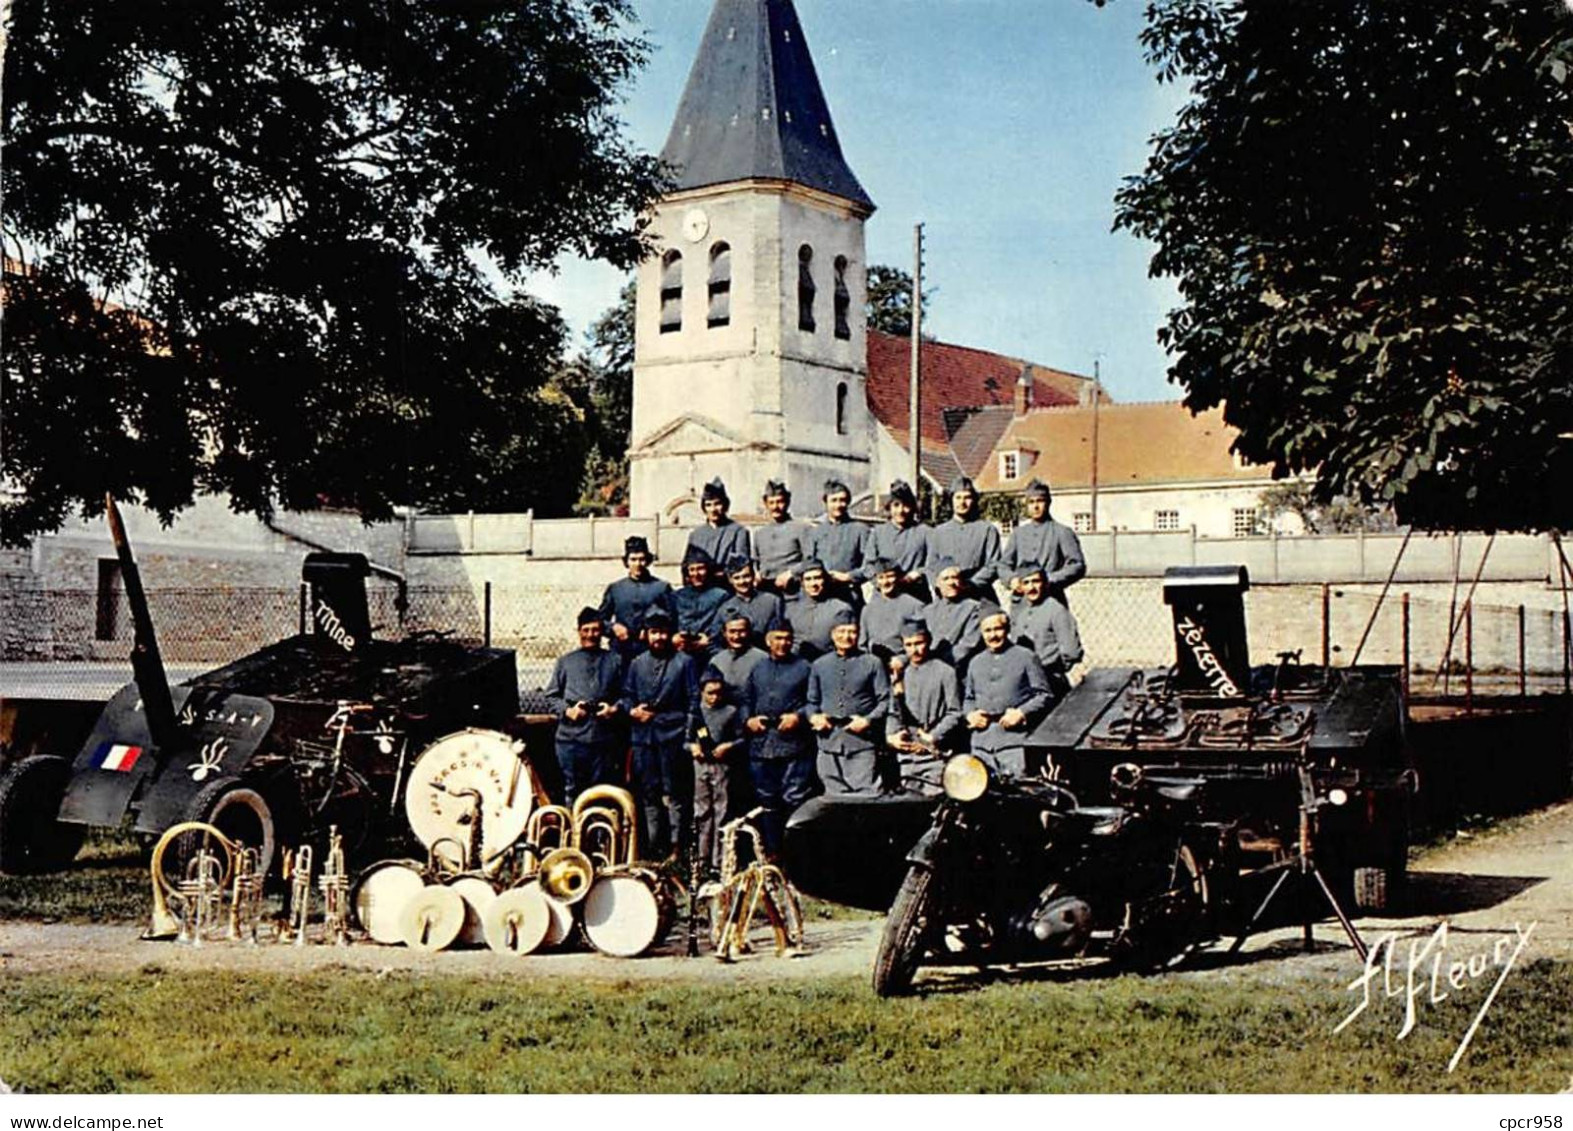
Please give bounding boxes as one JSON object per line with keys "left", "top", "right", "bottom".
{"left": 0, "top": 755, "right": 84, "bottom": 875}
{"left": 183, "top": 776, "right": 277, "bottom": 879}
{"left": 1116, "top": 843, "right": 1209, "bottom": 971}
{"left": 872, "top": 865, "right": 936, "bottom": 997}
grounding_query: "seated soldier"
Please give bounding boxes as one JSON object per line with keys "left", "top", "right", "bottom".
{"left": 787, "top": 559, "right": 854, "bottom": 661}
{"left": 688, "top": 668, "right": 745, "bottom": 878}
{"left": 963, "top": 605, "right": 1053, "bottom": 778}
{"left": 807, "top": 607, "right": 889, "bottom": 796}
{"left": 1010, "top": 563, "right": 1076, "bottom": 698}
{"left": 924, "top": 559, "right": 984, "bottom": 672}
{"left": 672, "top": 545, "right": 729, "bottom": 663}
{"left": 710, "top": 607, "right": 765, "bottom": 703}
{"left": 889, "top": 616, "right": 963, "bottom": 759}
{"left": 859, "top": 557, "right": 926, "bottom": 668}
{"left": 724, "top": 555, "right": 784, "bottom": 649}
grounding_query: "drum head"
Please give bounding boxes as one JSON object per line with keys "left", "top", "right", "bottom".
{"left": 400, "top": 884, "right": 466, "bottom": 952}
{"left": 523, "top": 879, "right": 575, "bottom": 948}
{"left": 483, "top": 886, "right": 552, "bottom": 956}
{"left": 583, "top": 874, "right": 664, "bottom": 958}
{"left": 352, "top": 860, "right": 427, "bottom": 945}
{"left": 404, "top": 729, "right": 536, "bottom": 870}
{"left": 447, "top": 875, "right": 498, "bottom": 947}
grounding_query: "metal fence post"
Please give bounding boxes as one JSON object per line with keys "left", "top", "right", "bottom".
{"left": 1464, "top": 602, "right": 1474, "bottom": 714}
{"left": 1518, "top": 604, "right": 1527, "bottom": 698}
{"left": 1401, "top": 592, "right": 1410, "bottom": 700}
{"left": 299, "top": 582, "right": 308, "bottom": 635}
{"left": 484, "top": 581, "right": 493, "bottom": 648}
{"left": 1320, "top": 583, "right": 1331, "bottom": 668}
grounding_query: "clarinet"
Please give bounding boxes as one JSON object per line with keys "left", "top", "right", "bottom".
{"left": 687, "top": 721, "right": 712, "bottom": 958}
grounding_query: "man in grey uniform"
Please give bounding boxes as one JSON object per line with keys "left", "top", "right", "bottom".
{"left": 869, "top": 479, "right": 930, "bottom": 601}
{"left": 807, "top": 607, "right": 889, "bottom": 796}
{"left": 890, "top": 615, "right": 963, "bottom": 748}
{"left": 927, "top": 475, "right": 1002, "bottom": 601}
{"left": 999, "top": 479, "right": 1086, "bottom": 625}
{"left": 963, "top": 605, "right": 1053, "bottom": 777}
{"left": 807, "top": 479, "right": 872, "bottom": 607}
{"left": 924, "top": 559, "right": 984, "bottom": 673}
{"left": 710, "top": 607, "right": 765, "bottom": 705}
{"left": 859, "top": 557, "right": 926, "bottom": 666}
{"left": 544, "top": 607, "right": 626, "bottom": 800}
{"left": 620, "top": 609, "right": 698, "bottom": 858}
{"left": 1011, "top": 562, "right": 1079, "bottom": 697}
{"left": 724, "top": 555, "right": 784, "bottom": 648}
{"left": 754, "top": 479, "right": 811, "bottom": 598}
{"left": 787, "top": 560, "right": 853, "bottom": 661}
{"left": 743, "top": 620, "right": 817, "bottom": 855}
{"left": 686, "top": 478, "right": 752, "bottom": 576}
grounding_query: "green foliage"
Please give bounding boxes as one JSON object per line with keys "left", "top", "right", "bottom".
{"left": 1112, "top": 1, "right": 1573, "bottom": 532}
{"left": 1257, "top": 480, "right": 1395, "bottom": 535}
{"left": 978, "top": 492, "right": 1023, "bottom": 528}
{"left": 865, "top": 264, "right": 932, "bottom": 338}
{"left": 1, "top": 0, "right": 667, "bottom": 541}
{"left": 2, "top": 962, "right": 1569, "bottom": 1091}
{"left": 567, "top": 280, "right": 636, "bottom": 515}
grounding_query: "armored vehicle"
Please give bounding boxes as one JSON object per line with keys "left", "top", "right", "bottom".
{"left": 0, "top": 498, "right": 519, "bottom": 876}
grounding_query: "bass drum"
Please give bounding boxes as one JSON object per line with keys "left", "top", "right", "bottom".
{"left": 582, "top": 871, "right": 674, "bottom": 958}
{"left": 353, "top": 860, "right": 427, "bottom": 945}
{"left": 447, "top": 874, "right": 499, "bottom": 948}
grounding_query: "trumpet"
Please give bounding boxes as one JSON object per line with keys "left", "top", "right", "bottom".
{"left": 318, "top": 826, "right": 350, "bottom": 947}
{"left": 226, "top": 846, "right": 267, "bottom": 944}
{"left": 280, "top": 844, "right": 314, "bottom": 946}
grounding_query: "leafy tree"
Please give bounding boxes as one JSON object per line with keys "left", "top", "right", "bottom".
{"left": 1258, "top": 479, "right": 1394, "bottom": 535}
{"left": 1, "top": 0, "right": 666, "bottom": 542}
{"left": 1111, "top": 1, "right": 1573, "bottom": 532}
{"left": 865, "top": 264, "right": 932, "bottom": 338}
{"left": 562, "top": 280, "right": 634, "bottom": 515}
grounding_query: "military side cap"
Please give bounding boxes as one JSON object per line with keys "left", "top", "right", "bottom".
{"left": 830, "top": 605, "right": 859, "bottom": 628}
{"left": 800, "top": 558, "right": 826, "bottom": 575}
{"left": 949, "top": 475, "right": 977, "bottom": 494}
{"left": 887, "top": 479, "right": 918, "bottom": 508}
{"left": 1012, "top": 562, "right": 1046, "bottom": 581}
{"left": 721, "top": 605, "right": 753, "bottom": 626}
{"left": 869, "top": 557, "right": 898, "bottom": 575}
{"left": 764, "top": 614, "right": 794, "bottom": 635}
{"left": 933, "top": 556, "right": 962, "bottom": 577}
{"left": 577, "top": 606, "right": 604, "bottom": 627}
{"left": 699, "top": 666, "right": 727, "bottom": 686}
{"left": 763, "top": 479, "right": 790, "bottom": 499}
{"left": 725, "top": 553, "right": 755, "bottom": 575}
{"left": 623, "top": 535, "right": 652, "bottom": 559}
{"left": 977, "top": 603, "right": 1009, "bottom": 624}
{"left": 822, "top": 478, "right": 851, "bottom": 498}
{"left": 901, "top": 616, "right": 932, "bottom": 638}
{"left": 644, "top": 608, "right": 674, "bottom": 630}
{"left": 702, "top": 477, "right": 730, "bottom": 505}
{"left": 682, "top": 544, "right": 714, "bottom": 567}
{"left": 1022, "top": 478, "right": 1051, "bottom": 499}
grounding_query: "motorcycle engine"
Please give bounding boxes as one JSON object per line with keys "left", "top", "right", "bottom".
{"left": 1014, "top": 892, "right": 1093, "bottom": 954}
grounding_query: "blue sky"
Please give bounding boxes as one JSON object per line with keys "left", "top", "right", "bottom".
{"left": 527, "top": 0, "right": 1189, "bottom": 403}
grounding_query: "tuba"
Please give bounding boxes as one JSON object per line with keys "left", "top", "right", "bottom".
{"left": 536, "top": 785, "right": 640, "bottom": 904}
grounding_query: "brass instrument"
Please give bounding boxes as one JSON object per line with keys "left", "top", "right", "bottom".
{"left": 280, "top": 844, "right": 314, "bottom": 946}
{"left": 226, "top": 846, "right": 267, "bottom": 944}
{"left": 145, "top": 821, "right": 239, "bottom": 941}
{"left": 523, "top": 805, "right": 572, "bottom": 872}
{"left": 318, "top": 825, "right": 350, "bottom": 946}
{"left": 176, "top": 842, "right": 228, "bottom": 946}
{"left": 536, "top": 785, "right": 640, "bottom": 904}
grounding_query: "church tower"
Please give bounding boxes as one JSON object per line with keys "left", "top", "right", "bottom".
{"left": 628, "top": 0, "right": 876, "bottom": 521}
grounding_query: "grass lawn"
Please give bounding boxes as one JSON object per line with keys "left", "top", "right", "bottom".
{"left": 1, "top": 960, "right": 1569, "bottom": 1093}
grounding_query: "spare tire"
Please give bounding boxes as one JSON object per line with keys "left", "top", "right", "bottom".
{"left": 183, "top": 776, "right": 277, "bottom": 879}
{"left": 0, "top": 755, "right": 85, "bottom": 875}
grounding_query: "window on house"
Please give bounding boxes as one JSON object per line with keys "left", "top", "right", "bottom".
{"left": 1072, "top": 512, "right": 1093, "bottom": 533}
{"left": 797, "top": 244, "right": 816, "bottom": 332}
{"left": 1232, "top": 508, "right": 1259, "bottom": 538}
{"left": 660, "top": 250, "right": 683, "bottom": 333}
{"left": 1154, "top": 510, "right": 1180, "bottom": 532}
{"left": 95, "top": 558, "right": 122, "bottom": 641}
{"left": 999, "top": 451, "right": 1020, "bottom": 481}
{"left": 835, "top": 382, "right": 849, "bottom": 435}
{"left": 707, "top": 242, "right": 731, "bottom": 328}
{"left": 833, "top": 255, "right": 851, "bottom": 340}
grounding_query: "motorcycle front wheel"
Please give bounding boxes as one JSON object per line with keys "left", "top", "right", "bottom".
{"left": 872, "top": 864, "right": 936, "bottom": 997}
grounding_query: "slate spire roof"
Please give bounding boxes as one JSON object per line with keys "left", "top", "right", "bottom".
{"left": 661, "top": 0, "right": 875, "bottom": 213}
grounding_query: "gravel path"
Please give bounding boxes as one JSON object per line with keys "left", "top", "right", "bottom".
{"left": 1, "top": 801, "right": 1569, "bottom": 985}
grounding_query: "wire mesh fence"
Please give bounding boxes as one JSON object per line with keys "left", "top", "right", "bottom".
{"left": 3, "top": 578, "right": 1568, "bottom": 700}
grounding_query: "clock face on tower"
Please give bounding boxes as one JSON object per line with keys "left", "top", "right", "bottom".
{"left": 682, "top": 207, "right": 710, "bottom": 243}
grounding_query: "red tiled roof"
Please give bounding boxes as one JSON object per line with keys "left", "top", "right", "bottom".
{"left": 865, "top": 331, "right": 1092, "bottom": 452}
{"left": 976, "top": 402, "right": 1269, "bottom": 492}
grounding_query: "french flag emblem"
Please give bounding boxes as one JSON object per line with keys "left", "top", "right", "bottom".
{"left": 94, "top": 743, "right": 144, "bottom": 772}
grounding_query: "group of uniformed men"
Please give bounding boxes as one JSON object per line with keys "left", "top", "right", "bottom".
{"left": 544, "top": 474, "right": 1086, "bottom": 875}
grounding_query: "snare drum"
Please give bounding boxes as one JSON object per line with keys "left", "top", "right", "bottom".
{"left": 581, "top": 870, "right": 674, "bottom": 958}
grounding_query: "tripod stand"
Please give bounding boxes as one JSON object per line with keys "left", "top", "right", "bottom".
{"left": 1228, "top": 753, "right": 1368, "bottom": 962}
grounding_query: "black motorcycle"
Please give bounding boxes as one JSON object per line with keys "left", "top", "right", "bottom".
{"left": 872, "top": 756, "right": 1225, "bottom": 997}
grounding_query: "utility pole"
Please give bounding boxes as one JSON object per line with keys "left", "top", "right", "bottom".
{"left": 1089, "top": 358, "right": 1102, "bottom": 532}
{"left": 908, "top": 223, "right": 924, "bottom": 494}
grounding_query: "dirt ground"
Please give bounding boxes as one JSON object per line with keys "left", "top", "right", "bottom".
{"left": 0, "top": 801, "right": 1569, "bottom": 985}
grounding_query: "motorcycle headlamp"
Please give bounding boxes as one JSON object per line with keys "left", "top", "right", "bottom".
{"left": 942, "top": 755, "right": 990, "bottom": 802}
